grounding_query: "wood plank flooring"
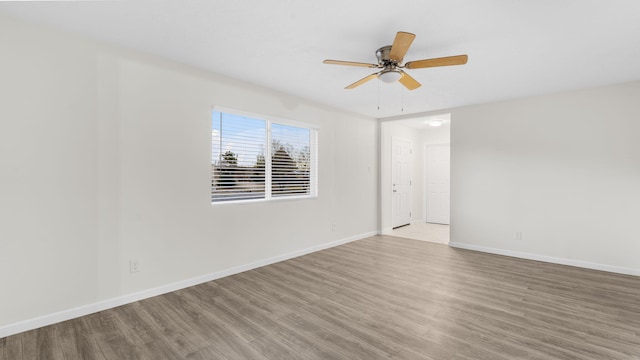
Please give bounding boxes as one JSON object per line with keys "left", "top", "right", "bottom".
{"left": 2, "top": 235, "right": 640, "bottom": 359}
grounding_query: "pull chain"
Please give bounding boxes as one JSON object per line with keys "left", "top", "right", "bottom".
{"left": 377, "top": 80, "right": 380, "bottom": 111}
{"left": 401, "top": 85, "right": 404, "bottom": 112}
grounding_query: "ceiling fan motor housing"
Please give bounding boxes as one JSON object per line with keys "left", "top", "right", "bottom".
{"left": 376, "top": 45, "right": 396, "bottom": 66}
{"left": 376, "top": 45, "right": 402, "bottom": 82}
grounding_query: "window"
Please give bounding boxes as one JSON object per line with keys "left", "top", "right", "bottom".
{"left": 211, "top": 110, "right": 317, "bottom": 203}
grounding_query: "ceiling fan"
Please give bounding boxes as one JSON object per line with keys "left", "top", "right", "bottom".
{"left": 323, "top": 31, "right": 468, "bottom": 90}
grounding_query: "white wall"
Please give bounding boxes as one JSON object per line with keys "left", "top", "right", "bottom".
{"left": 0, "top": 14, "right": 378, "bottom": 333}
{"left": 420, "top": 123, "right": 450, "bottom": 145}
{"left": 450, "top": 81, "right": 640, "bottom": 274}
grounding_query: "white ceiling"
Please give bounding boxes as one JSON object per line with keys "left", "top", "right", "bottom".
{"left": 1, "top": 0, "right": 639, "bottom": 119}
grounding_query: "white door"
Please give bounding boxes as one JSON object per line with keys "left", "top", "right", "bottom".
{"left": 392, "top": 137, "right": 412, "bottom": 228}
{"left": 425, "top": 144, "right": 450, "bottom": 224}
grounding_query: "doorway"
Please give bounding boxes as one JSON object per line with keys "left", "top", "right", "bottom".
{"left": 381, "top": 114, "right": 451, "bottom": 244}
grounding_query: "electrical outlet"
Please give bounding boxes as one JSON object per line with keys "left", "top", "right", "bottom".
{"left": 515, "top": 232, "right": 522, "bottom": 241}
{"left": 129, "top": 259, "right": 140, "bottom": 273}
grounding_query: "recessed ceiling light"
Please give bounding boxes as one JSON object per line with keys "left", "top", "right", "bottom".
{"left": 425, "top": 119, "right": 447, "bottom": 127}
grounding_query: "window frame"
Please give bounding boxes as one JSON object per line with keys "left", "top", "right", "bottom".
{"left": 211, "top": 107, "right": 319, "bottom": 205}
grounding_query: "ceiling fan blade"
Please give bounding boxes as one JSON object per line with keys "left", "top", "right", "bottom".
{"left": 345, "top": 73, "right": 379, "bottom": 89}
{"left": 323, "top": 59, "right": 378, "bottom": 68}
{"left": 404, "top": 55, "right": 468, "bottom": 69}
{"left": 389, "top": 31, "right": 416, "bottom": 62}
{"left": 398, "top": 71, "right": 421, "bottom": 90}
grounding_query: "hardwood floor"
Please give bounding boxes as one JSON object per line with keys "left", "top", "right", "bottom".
{"left": 2, "top": 235, "right": 640, "bottom": 359}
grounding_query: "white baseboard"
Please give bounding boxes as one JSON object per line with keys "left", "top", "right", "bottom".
{"left": 449, "top": 242, "right": 640, "bottom": 277}
{"left": 0, "top": 231, "right": 377, "bottom": 339}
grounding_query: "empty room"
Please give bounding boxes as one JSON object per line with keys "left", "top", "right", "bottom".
{"left": 1, "top": 1, "right": 640, "bottom": 359}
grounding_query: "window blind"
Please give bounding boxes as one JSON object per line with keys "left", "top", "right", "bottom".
{"left": 212, "top": 110, "right": 317, "bottom": 203}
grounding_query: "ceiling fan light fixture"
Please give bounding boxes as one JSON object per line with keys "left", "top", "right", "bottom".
{"left": 378, "top": 70, "right": 402, "bottom": 83}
